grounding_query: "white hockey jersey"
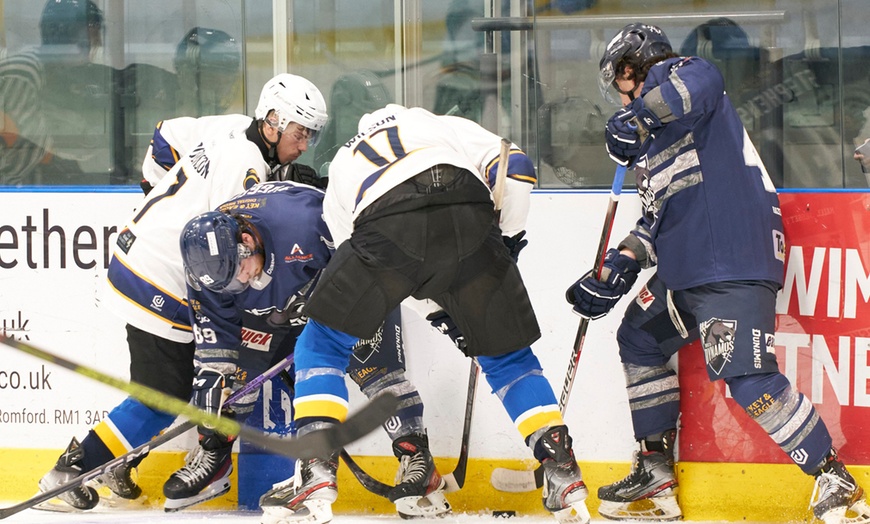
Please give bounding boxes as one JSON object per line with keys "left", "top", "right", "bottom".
{"left": 105, "top": 117, "right": 273, "bottom": 342}
{"left": 324, "top": 105, "right": 535, "bottom": 247}
{"left": 141, "top": 114, "right": 253, "bottom": 187}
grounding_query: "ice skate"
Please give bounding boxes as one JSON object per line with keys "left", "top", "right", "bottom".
{"left": 537, "top": 425, "right": 591, "bottom": 524}
{"left": 96, "top": 462, "right": 143, "bottom": 500}
{"left": 597, "top": 450, "right": 681, "bottom": 521}
{"left": 36, "top": 437, "right": 99, "bottom": 512}
{"left": 163, "top": 439, "right": 233, "bottom": 512}
{"left": 389, "top": 433, "right": 450, "bottom": 519}
{"left": 260, "top": 455, "right": 339, "bottom": 524}
{"left": 810, "top": 451, "right": 870, "bottom": 524}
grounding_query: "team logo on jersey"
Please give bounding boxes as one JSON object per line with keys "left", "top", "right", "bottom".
{"left": 244, "top": 169, "right": 260, "bottom": 190}
{"left": 700, "top": 318, "right": 737, "bottom": 376}
{"left": 635, "top": 283, "right": 655, "bottom": 310}
{"left": 150, "top": 295, "right": 165, "bottom": 312}
{"left": 116, "top": 229, "right": 136, "bottom": 254}
{"left": 765, "top": 333, "right": 775, "bottom": 353}
{"left": 285, "top": 244, "right": 313, "bottom": 263}
{"left": 240, "top": 327, "right": 272, "bottom": 352}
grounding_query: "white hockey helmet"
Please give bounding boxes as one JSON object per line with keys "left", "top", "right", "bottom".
{"left": 255, "top": 73, "right": 328, "bottom": 145}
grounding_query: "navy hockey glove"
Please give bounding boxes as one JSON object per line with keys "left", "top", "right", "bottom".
{"left": 427, "top": 311, "right": 467, "bottom": 351}
{"left": 502, "top": 230, "right": 528, "bottom": 262}
{"left": 565, "top": 248, "right": 641, "bottom": 319}
{"left": 191, "top": 369, "right": 233, "bottom": 416}
{"left": 605, "top": 97, "right": 661, "bottom": 166}
{"left": 605, "top": 108, "right": 642, "bottom": 166}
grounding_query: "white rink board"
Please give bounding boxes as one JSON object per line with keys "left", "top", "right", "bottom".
{"left": 0, "top": 190, "right": 645, "bottom": 463}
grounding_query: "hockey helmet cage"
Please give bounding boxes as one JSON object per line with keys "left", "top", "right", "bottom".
{"left": 255, "top": 73, "right": 328, "bottom": 147}
{"left": 180, "top": 211, "right": 243, "bottom": 293}
{"left": 598, "top": 23, "right": 672, "bottom": 105}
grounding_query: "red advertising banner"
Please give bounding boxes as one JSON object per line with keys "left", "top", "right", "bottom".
{"left": 679, "top": 193, "right": 870, "bottom": 465}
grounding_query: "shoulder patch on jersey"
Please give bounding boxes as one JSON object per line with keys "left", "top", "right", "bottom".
{"left": 244, "top": 168, "right": 260, "bottom": 189}
{"left": 116, "top": 229, "right": 136, "bottom": 254}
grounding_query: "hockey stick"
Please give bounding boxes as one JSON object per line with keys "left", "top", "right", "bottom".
{"left": 490, "top": 164, "right": 628, "bottom": 492}
{"left": 0, "top": 336, "right": 397, "bottom": 463}
{"left": 0, "top": 352, "right": 298, "bottom": 520}
{"left": 337, "top": 358, "right": 480, "bottom": 497}
{"left": 441, "top": 357, "right": 479, "bottom": 492}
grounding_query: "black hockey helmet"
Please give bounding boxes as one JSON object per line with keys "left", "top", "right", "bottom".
{"left": 599, "top": 23, "right": 672, "bottom": 104}
{"left": 180, "top": 211, "right": 245, "bottom": 293}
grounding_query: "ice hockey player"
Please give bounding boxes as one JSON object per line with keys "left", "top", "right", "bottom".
{"left": 566, "top": 22, "right": 870, "bottom": 523}
{"left": 36, "top": 73, "right": 328, "bottom": 510}
{"left": 258, "top": 104, "right": 591, "bottom": 524}
{"left": 176, "top": 181, "right": 449, "bottom": 519}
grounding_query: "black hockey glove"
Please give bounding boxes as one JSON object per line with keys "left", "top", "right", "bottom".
{"left": 267, "top": 293, "right": 308, "bottom": 328}
{"left": 502, "top": 230, "right": 528, "bottom": 262}
{"left": 427, "top": 311, "right": 467, "bottom": 352}
{"left": 565, "top": 248, "right": 641, "bottom": 319}
{"left": 191, "top": 368, "right": 233, "bottom": 416}
{"left": 286, "top": 163, "right": 329, "bottom": 189}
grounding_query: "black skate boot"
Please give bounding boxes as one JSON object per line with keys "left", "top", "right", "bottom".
{"left": 534, "top": 425, "right": 590, "bottom": 524}
{"left": 37, "top": 437, "right": 99, "bottom": 511}
{"left": 389, "top": 433, "right": 450, "bottom": 519}
{"left": 810, "top": 449, "right": 870, "bottom": 523}
{"left": 597, "top": 430, "right": 681, "bottom": 521}
{"left": 163, "top": 432, "right": 234, "bottom": 512}
{"left": 97, "top": 462, "right": 142, "bottom": 500}
{"left": 260, "top": 454, "right": 339, "bottom": 524}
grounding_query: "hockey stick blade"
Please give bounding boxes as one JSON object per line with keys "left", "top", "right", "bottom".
{"left": 340, "top": 450, "right": 392, "bottom": 497}
{"left": 338, "top": 358, "right": 480, "bottom": 498}
{"left": 490, "top": 464, "right": 543, "bottom": 493}
{"left": 0, "top": 336, "right": 397, "bottom": 459}
{"left": 242, "top": 392, "right": 398, "bottom": 459}
{"left": 0, "top": 352, "right": 297, "bottom": 519}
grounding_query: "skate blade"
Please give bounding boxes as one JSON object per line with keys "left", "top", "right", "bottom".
{"left": 553, "top": 501, "right": 591, "bottom": 524}
{"left": 395, "top": 491, "right": 452, "bottom": 519}
{"left": 164, "top": 478, "right": 231, "bottom": 512}
{"left": 261, "top": 499, "right": 334, "bottom": 524}
{"left": 598, "top": 496, "right": 683, "bottom": 521}
{"left": 821, "top": 499, "right": 870, "bottom": 524}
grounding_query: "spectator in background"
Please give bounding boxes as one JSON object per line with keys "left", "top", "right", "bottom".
{"left": 173, "top": 27, "right": 243, "bottom": 116}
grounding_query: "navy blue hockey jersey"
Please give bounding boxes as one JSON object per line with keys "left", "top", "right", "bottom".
{"left": 187, "top": 181, "right": 334, "bottom": 359}
{"left": 629, "top": 56, "right": 785, "bottom": 290}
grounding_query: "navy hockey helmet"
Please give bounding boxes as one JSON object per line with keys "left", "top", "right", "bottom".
{"left": 180, "top": 211, "right": 243, "bottom": 293}
{"left": 599, "top": 23, "right": 672, "bottom": 104}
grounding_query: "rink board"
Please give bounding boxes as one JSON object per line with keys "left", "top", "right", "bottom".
{"left": 1, "top": 190, "right": 869, "bottom": 522}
